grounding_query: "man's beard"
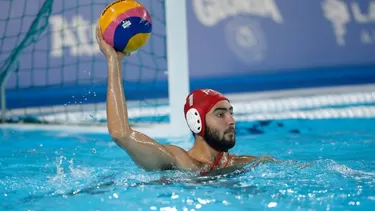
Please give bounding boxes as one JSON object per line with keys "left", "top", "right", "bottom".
{"left": 204, "top": 126, "right": 235, "bottom": 152}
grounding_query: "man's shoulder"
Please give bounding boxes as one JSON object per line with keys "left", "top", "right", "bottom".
{"left": 230, "top": 154, "right": 258, "bottom": 165}
{"left": 161, "top": 144, "right": 202, "bottom": 170}
{"left": 162, "top": 144, "right": 186, "bottom": 151}
{"left": 162, "top": 144, "right": 189, "bottom": 156}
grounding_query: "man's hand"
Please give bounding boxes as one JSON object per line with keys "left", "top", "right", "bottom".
{"left": 248, "top": 154, "right": 278, "bottom": 168}
{"left": 95, "top": 23, "right": 130, "bottom": 60}
{"left": 257, "top": 155, "right": 277, "bottom": 164}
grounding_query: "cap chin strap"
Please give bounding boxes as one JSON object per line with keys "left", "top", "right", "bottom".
{"left": 200, "top": 151, "right": 230, "bottom": 176}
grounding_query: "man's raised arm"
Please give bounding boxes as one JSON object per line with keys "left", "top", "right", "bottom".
{"left": 96, "top": 24, "right": 189, "bottom": 171}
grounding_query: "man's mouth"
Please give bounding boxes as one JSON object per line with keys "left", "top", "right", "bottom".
{"left": 225, "top": 128, "right": 235, "bottom": 134}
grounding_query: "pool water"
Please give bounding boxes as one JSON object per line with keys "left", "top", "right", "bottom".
{"left": 0, "top": 118, "right": 374, "bottom": 210}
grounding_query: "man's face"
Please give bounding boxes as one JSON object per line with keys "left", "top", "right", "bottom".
{"left": 204, "top": 100, "right": 236, "bottom": 151}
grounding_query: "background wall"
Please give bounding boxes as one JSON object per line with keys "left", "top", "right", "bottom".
{"left": 1, "top": 0, "right": 375, "bottom": 109}
{"left": 187, "top": 0, "right": 375, "bottom": 92}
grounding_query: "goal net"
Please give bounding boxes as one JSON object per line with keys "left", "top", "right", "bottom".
{"left": 0, "top": 0, "right": 171, "bottom": 128}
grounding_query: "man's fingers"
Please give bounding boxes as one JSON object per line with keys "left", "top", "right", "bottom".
{"left": 96, "top": 24, "right": 102, "bottom": 43}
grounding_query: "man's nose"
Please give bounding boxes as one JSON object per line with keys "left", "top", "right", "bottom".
{"left": 227, "top": 113, "right": 236, "bottom": 125}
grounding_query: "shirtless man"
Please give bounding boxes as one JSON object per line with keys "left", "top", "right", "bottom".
{"left": 95, "top": 25, "right": 276, "bottom": 176}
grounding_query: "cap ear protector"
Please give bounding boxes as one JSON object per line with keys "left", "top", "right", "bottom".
{"left": 185, "top": 108, "right": 202, "bottom": 134}
{"left": 184, "top": 89, "right": 229, "bottom": 137}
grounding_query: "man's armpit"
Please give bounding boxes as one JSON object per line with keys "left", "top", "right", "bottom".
{"left": 162, "top": 145, "right": 201, "bottom": 170}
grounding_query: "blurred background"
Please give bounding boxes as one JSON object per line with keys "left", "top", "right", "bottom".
{"left": 1, "top": 0, "right": 375, "bottom": 129}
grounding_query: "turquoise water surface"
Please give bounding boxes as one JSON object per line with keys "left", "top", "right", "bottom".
{"left": 0, "top": 118, "right": 374, "bottom": 210}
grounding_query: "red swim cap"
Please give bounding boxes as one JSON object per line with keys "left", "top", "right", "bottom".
{"left": 184, "top": 89, "right": 229, "bottom": 136}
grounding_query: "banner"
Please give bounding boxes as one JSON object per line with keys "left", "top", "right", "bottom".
{"left": 187, "top": 0, "right": 375, "bottom": 78}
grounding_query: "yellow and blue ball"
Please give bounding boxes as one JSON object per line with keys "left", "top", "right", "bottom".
{"left": 99, "top": 0, "right": 152, "bottom": 53}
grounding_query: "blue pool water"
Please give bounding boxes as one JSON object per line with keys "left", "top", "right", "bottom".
{"left": 0, "top": 118, "right": 374, "bottom": 210}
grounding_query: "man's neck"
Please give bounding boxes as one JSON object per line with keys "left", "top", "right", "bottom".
{"left": 188, "top": 136, "right": 223, "bottom": 164}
